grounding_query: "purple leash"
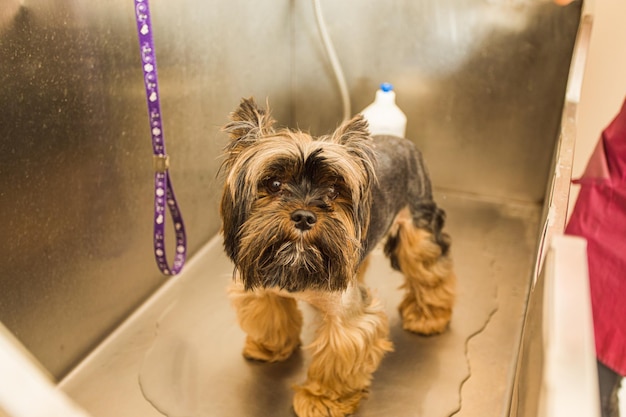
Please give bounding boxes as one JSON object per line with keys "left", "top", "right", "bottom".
{"left": 134, "top": 0, "right": 186, "bottom": 275}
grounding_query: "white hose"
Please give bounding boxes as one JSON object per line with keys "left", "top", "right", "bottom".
{"left": 313, "top": 0, "right": 351, "bottom": 121}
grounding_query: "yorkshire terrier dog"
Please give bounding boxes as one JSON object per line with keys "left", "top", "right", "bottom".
{"left": 219, "top": 97, "right": 456, "bottom": 417}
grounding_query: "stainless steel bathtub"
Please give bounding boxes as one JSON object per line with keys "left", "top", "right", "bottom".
{"left": 0, "top": 0, "right": 592, "bottom": 416}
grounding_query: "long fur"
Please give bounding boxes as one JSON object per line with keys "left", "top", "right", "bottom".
{"left": 220, "top": 98, "right": 375, "bottom": 292}
{"left": 293, "top": 288, "right": 392, "bottom": 417}
{"left": 384, "top": 208, "right": 456, "bottom": 334}
{"left": 219, "top": 97, "right": 456, "bottom": 417}
{"left": 229, "top": 282, "right": 303, "bottom": 362}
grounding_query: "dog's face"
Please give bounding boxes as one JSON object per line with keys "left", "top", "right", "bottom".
{"left": 220, "top": 98, "right": 376, "bottom": 292}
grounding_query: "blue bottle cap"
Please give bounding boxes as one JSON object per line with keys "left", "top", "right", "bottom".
{"left": 380, "top": 82, "right": 393, "bottom": 92}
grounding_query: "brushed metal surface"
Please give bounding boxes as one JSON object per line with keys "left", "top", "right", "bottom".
{"left": 0, "top": 0, "right": 582, "bottom": 385}
{"left": 293, "top": 0, "right": 581, "bottom": 202}
{"left": 0, "top": 0, "right": 291, "bottom": 378}
{"left": 59, "top": 190, "right": 541, "bottom": 417}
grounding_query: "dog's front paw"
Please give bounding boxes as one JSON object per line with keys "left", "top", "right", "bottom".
{"left": 293, "top": 382, "right": 362, "bottom": 417}
{"left": 398, "top": 295, "right": 452, "bottom": 335}
{"left": 242, "top": 335, "right": 300, "bottom": 362}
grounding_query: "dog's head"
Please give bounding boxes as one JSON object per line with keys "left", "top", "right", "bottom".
{"left": 219, "top": 97, "right": 376, "bottom": 292}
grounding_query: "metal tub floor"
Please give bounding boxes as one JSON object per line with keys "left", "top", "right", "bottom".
{"left": 60, "top": 190, "right": 541, "bottom": 417}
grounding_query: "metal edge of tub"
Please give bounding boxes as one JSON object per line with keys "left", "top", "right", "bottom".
{"left": 507, "top": 1, "right": 595, "bottom": 416}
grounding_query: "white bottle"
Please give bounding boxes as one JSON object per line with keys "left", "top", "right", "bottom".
{"left": 360, "top": 82, "right": 407, "bottom": 138}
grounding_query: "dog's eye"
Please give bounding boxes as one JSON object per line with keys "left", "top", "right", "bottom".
{"left": 266, "top": 178, "right": 282, "bottom": 193}
{"left": 327, "top": 185, "right": 338, "bottom": 200}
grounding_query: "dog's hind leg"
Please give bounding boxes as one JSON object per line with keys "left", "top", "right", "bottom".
{"left": 385, "top": 204, "right": 456, "bottom": 335}
{"left": 228, "top": 282, "right": 302, "bottom": 362}
{"left": 292, "top": 285, "right": 393, "bottom": 417}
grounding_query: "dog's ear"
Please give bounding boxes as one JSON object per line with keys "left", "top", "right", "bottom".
{"left": 223, "top": 97, "right": 275, "bottom": 147}
{"left": 329, "top": 114, "right": 376, "bottom": 182}
{"left": 221, "top": 97, "right": 275, "bottom": 174}
{"left": 220, "top": 98, "right": 273, "bottom": 260}
{"left": 330, "top": 114, "right": 371, "bottom": 146}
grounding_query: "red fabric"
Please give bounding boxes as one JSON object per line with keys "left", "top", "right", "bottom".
{"left": 575, "top": 139, "right": 611, "bottom": 183}
{"left": 566, "top": 97, "right": 626, "bottom": 376}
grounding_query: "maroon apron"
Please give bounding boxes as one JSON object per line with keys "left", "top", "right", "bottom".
{"left": 566, "top": 98, "right": 626, "bottom": 376}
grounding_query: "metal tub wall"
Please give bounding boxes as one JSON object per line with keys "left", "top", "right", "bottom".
{"left": 0, "top": 0, "right": 581, "bottom": 388}
{"left": 293, "top": 0, "right": 580, "bottom": 202}
{"left": 0, "top": 0, "right": 292, "bottom": 378}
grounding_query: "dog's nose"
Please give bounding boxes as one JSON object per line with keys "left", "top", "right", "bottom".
{"left": 291, "top": 209, "right": 317, "bottom": 231}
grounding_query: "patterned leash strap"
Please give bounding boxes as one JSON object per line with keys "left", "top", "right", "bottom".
{"left": 134, "top": 0, "right": 186, "bottom": 275}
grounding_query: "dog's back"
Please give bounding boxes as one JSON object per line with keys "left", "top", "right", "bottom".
{"left": 365, "top": 135, "right": 449, "bottom": 259}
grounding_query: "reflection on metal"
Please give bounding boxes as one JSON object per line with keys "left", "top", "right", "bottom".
{"left": 510, "top": 236, "right": 599, "bottom": 417}
{"left": 293, "top": 0, "right": 581, "bottom": 202}
{"left": 59, "top": 191, "right": 542, "bottom": 417}
{"left": 0, "top": 4, "right": 586, "bottom": 416}
{"left": 0, "top": 0, "right": 292, "bottom": 378}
